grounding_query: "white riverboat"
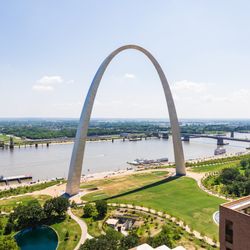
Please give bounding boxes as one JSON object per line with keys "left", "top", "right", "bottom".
{"left": 127, "top": 157, "right": 168, "bottom": 165}
{"left": 214, "top": 147, "right": 226, "bottom": 155}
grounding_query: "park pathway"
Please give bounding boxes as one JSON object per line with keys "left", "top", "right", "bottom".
{"left": 67, "top": 207, "right": 92, "bottom": 250}
{"left": 108, "top": 203, "right": 218, "bottom": 247}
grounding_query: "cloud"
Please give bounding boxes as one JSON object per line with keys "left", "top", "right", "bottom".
{"left": 32, "top": 85, "right": 54, "bottom": 91}
{"left": 32, "top": 75, "right": 64, "bottom": 91}
{"left": 53, "top": 101, "right": 82, "bottom": 108}
{"left": 172, "top": 80, "right": 207, "bottom": 93}
{"left": 124, "top": 73, "right": 135, "bottom": 79}
{"left": 94, "top": 100, "right": 123, "bottom": 107}
{"left": 201, "top": 88, "right": 250, "bottom": 104}
{"left": 66, "top": 80, "right": 75, "bottom": 84}
{"left": 231, "top": 88, "right": 250, "bottom": 102}
{"left": 37, "top": 75, "right": 63, "bottom": 85}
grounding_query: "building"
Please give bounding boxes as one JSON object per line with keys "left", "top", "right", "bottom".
{"left": 129, "top": 243, "right": 185, "bottom": 250}
{"left": 106, "top": 218, "right": 119, "bottom": 228}
{"left": 219, "top": 195, "right": 250, "bottom": 250}
{"left": 106, "top": 216, "right": 136, "bottom": 235}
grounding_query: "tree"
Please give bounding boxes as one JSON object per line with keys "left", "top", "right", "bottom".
{"left": 52, "top": 196, "right": 70, "bottom": 217}
{"left": 79, "top": 228, "right": 121, "bottom": 250}
{"left": 0, "top": 236, "right": 19, "bottom": 250}
{"left": 245, "top": 169, "right": 250, "bottom": 178}
{"left": 240, "top": 159, "right": 248, "bottom": 169}
{"left": 3, "top": 222, "right": 14, "bottom": 235}
{"left": 71, "top": 200, "right": 77, "bottom": 209}
{"left": 95, "top": 200, "right": 108, "bottom": 218}
{"left": 43, "top": 199, "right": 55, "bottom": 217}
{"left": 83, "top": 203, "right": 97, "bottom": 218}
{"left": 43, "top": 197, "right": 69, "bottom": 218}
{"left": 64, "top": 231, "right": 70, "bottom": 241}
{"left": 219, "top": 168, "right": 240, "bottom": 185}
{"left": 147, "top": 225, "right": 180, "bottom": 248}
{"left": 11, "top": 200, "right": 45, "bottom": 230}
{"left": 245, "top": 180, "right": 250, "bottom": 195}
{"left": 120, "top": 232, "right": 139, "bottom": 249}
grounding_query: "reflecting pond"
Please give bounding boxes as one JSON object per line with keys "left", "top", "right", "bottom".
{"left": 15, "top": 226, "right": 58, "bottom": 250}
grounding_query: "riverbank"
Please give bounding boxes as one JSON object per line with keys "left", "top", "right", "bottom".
{"left": 1, "top": 149, "right": 249, "bottom": 191}
{"left": 1, "top": 135, "right": 161, "bottom": 149}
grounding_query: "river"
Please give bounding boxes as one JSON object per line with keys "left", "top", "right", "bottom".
{"left": 0, "top": 133, "right": 249, "bottom": 181}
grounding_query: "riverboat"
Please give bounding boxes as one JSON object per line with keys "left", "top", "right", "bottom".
{"left": 127, "top": 157, "right": 168, "bottom": 165}
{"left": 214, "top": 147, "right": 226, "bottom": 155}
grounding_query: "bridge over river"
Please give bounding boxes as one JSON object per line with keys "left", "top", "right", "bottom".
{"left": 182, "top": 133, "right": 250, "bottom": 145}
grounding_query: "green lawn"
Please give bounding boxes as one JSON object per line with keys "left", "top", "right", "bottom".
{"left": 51, "top": 215, "right": 81, "bottom": 250}
{"left": 106, "top": 177, "right": 225, "bottom": 240}
{"left": 0, "top": 134, "right": 23, "bottom": 144}
{"left": 82, "top": 171, "right": 169, "bottom": 202}
{"left": 190, "top": 161, "right": 239, "bottom": 173}
{"left": 72, "top": 207, "right": 109, "bottom": 237}
{"left": 0, "top": 180, "right": 65, "bottom": 199}
{"left": 0, "top": 195, "right": 50, "bottom": 213}
{"left": 81, "top": 173, "right": 225, "bottom": 240}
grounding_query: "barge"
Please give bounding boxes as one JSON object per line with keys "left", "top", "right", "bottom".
{"left": 127, "top": 157, "right": 168, "bottom": 165}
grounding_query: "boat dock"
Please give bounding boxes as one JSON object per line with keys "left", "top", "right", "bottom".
{"left": 0, "top": 175, "right": 32, "bottom": 186}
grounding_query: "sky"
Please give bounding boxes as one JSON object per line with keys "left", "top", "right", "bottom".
{"left": 0, "top": 0, "right": 250, "bottom": 119}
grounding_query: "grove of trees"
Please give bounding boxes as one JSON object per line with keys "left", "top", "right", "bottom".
{"left": 83, "top": 200, "right": 108, "bottom": 219}
{"left": 4, "top": 196, "right": 70, "bottom": 234}
{"left": 0, "top": 235, "right": 19, "bottom": 250}
{"left": 80, "top": 229, "right": 139, "bottom": 250}
{"left": 203, "top": 157, "right": 250, "bottom": 197}
{"left": 80, "top": 224, "right": 182, "bottom": 250}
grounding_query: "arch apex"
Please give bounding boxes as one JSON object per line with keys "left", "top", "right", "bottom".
{"left": 66, "top": 45, "right": 186, "bottom": 196}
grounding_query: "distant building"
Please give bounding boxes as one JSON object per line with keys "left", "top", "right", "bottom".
{"left": 219, "top": 195, "right": 250, "bottom": 250}
{"left": 106, "top": 218, "right": 119, "bottom": 228}
{"left": 120, "top": 133, "right": 130, "bottom": 138}
{"left": 129, "top": 243, "right": 185, "bottom": 250}
{"left": 106, "top": 216, "right": 135, "bottom": 234}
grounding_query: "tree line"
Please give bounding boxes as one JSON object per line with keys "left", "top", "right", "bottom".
{"left": 203, "top": 157, "right": 250, "bottom": 197}
{"left": 4, "top": 196, "right": 70, "bottom": 235}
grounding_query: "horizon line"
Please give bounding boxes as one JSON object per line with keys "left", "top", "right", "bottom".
{"left": 0, "top": 117, "right": 250, "bottom": 121}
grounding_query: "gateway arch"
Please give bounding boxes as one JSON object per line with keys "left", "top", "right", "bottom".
{"left": 66, "top": 45, "right": 186, "bottom": 196}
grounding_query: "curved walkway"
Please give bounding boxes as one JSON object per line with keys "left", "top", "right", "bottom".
{"left": 67, "top": 208, "right": 92, "bottom": 250}
{"left": 0, "top": 183, "right": 92, "bottom": 250}
{"left": 186, "top": 170, "right": 232, "bottom": 201}
{"left": 108, "top": 203, "right": 219, "bottom": 247}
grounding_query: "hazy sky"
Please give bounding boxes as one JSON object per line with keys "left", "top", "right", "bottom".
{"left": 1, "top": 1, "right": 250, "bottom": 119}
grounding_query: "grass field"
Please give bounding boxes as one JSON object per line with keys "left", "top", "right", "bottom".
{"left": 82, "top": 174, "right": 225, "bottom": 240}
{"left": 190, "top": 161, "right": 239, "bottom": 173}
{"left": 81, "top": 171, "right": 169, "bottom": 201}
{"left": 51, "top": 215, "right": 81, "bottom": 250}
{"left": 110, "top": 177, "right": 225, "bottom": 240}
{"left": 0, "top": 195, "right": 50, "bottom": 213}
{"left": 0, "top": 134, "right": 23, "bottom": 144}
{"left": 0, "top": 180, "right": 65, "bottom": 199}
{"left": 72, "top": 208, "right": 104, "bottom": 237}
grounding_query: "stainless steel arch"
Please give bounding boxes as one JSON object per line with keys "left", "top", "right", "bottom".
{"left": 66, "top": 45, "right": 186, "bottom": 196}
